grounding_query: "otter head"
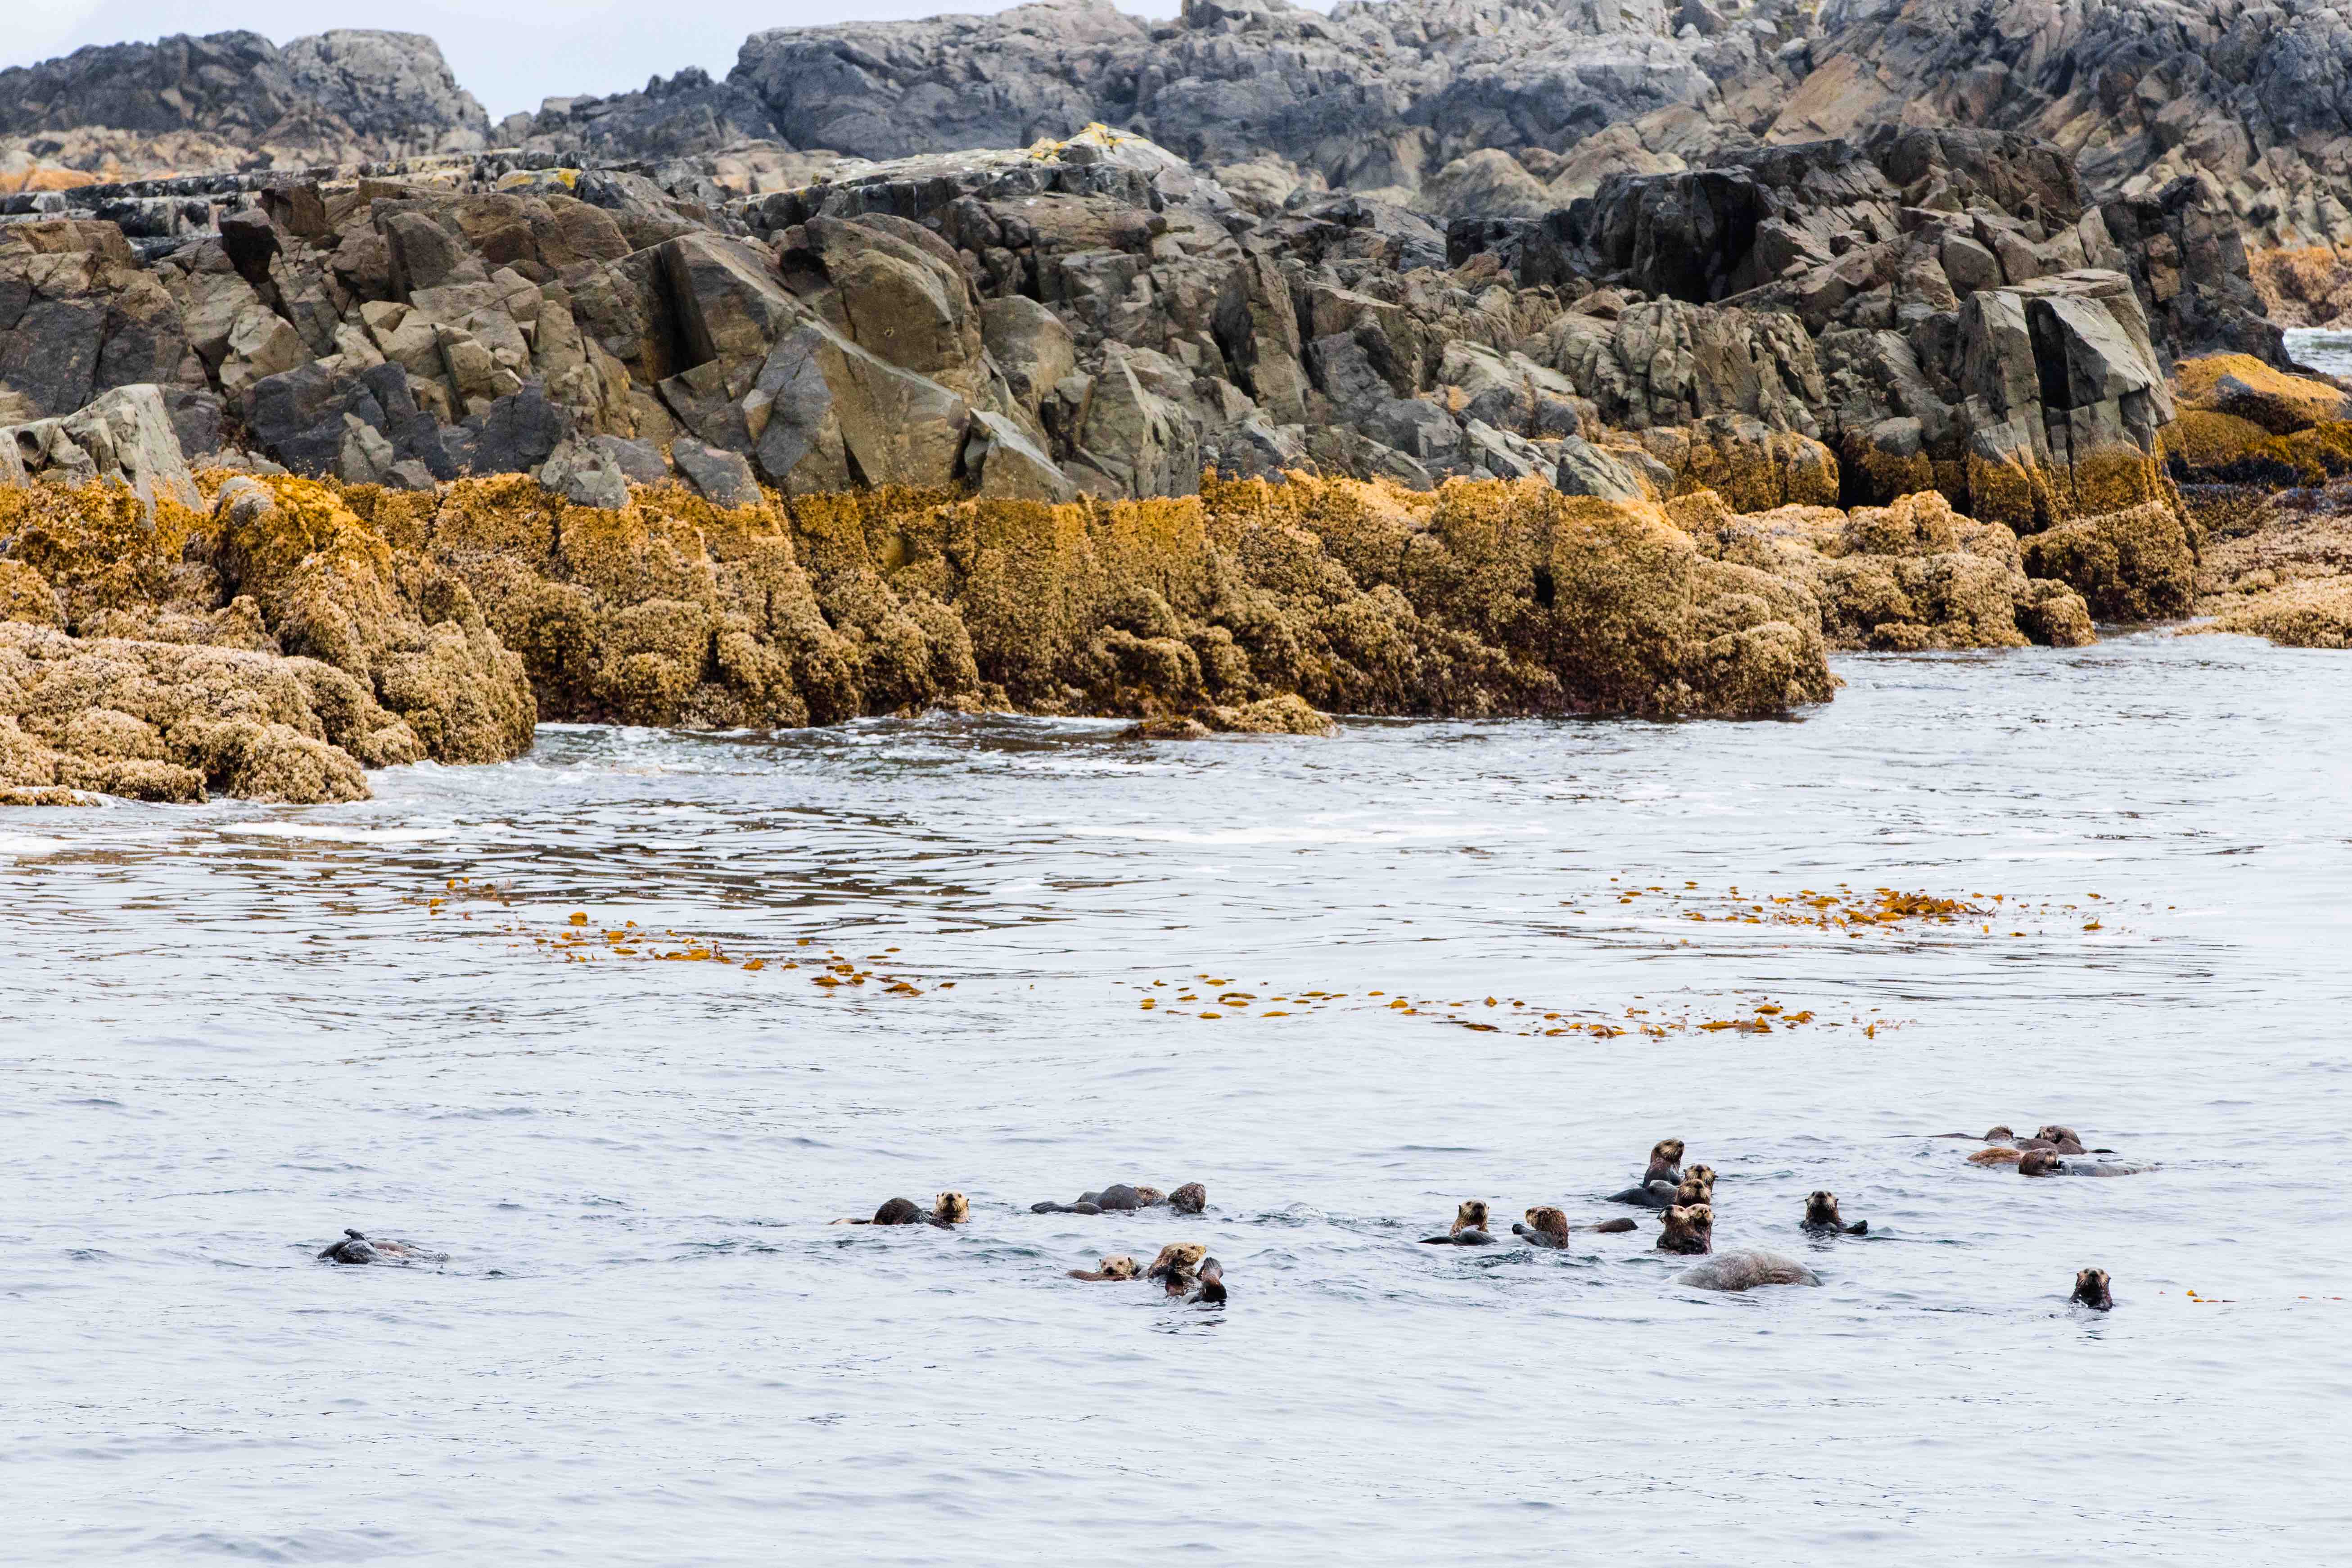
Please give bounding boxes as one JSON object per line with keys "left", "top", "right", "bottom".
{"left": 1984, "top": 1125, "right": 2016, "bottom": 1142}
{"left": 2036, "top": 1125, "right": 2080, "bottom": 1147}
{"left": 1168, "top": 1182, "right": 1207, "bottom": 1215}
{"left": 933, "top": 1191, "right": 971, "bottom": 1224}
{"left": 1804, "top": 1191, "right": 1842, "bottom": 1227}
{"left": 1132, "top": 1185, "right": 1166, "bottom": 1207}
{"left": 1650, "top": 1139, "right": 1686, "bottom": 1166}
{"left": 1146, "top": 1242, "right": 1207, "bottom": 1279}
{"left": 1683, "top": 1163, "right": 1716, "bottom": 1190}
{"left": 2018, "top": 1150, "right": 2065, "bottom": 1177}
{"left": 1098, "top": 1255, "right": 1138, "bottom": 1281}
{"left": 1673, "top": 1176, "right": 1712, "bottom": 1207}
{"left": 1658, "top": 1204, "right": 1712, "bottom": 1253}
{"left": 2072, "top": 1267, "right": 2112, "bottom": 1311}
{"left": 1523, "top": 1206, "right": 1570, "bottom": 1243}
{"left": 1453, "top": 1200, "right": 1491, "bottom": 1234}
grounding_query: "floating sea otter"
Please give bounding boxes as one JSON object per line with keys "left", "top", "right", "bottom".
{"left": 1801, "top": 1192, "right": 1868, "bottom": 1234}
{"left": 316, "top": 1228, "right": 445, "bottom": 1266}
{"left": 2017, "top": 1151, "right": 2154, "bottom": 1178}
{"left": 1678, "top": 1251, "right": 1822, "bottom": 1292}
{"left": 2071, "top": 1268, "right": 2113, "bottom": 1310}
{"left": 1192, "top": 1257, "right": 1227, "bottom": 1305}
{"left": 1419, "top": 1200, "right": 1497, "bottom": 1245}
{"left": 1144, "top": 1242, "right": 1208, "bottom": 1293}
{"left": 1032, "top": 1181, "right": 1206, "bottom": 1215}
{"left": 1656, "top": 1203, "right": 1714, "bottom": 1256}
{"left": 1608, "top": 1139, "right": 1688, "bottom": 1207}
{"left": 834, "top": 1192, "right": 970, "bottom": 1227}
{"left": 1512, "top": 1207, "right": 1639, "bottom": 1247}
{"left": 1948, "top": 1125, "right": 2104, "bottom": 1156}
{"left": 1069, "top": 1254, "right": 1139, "bottom": 1281}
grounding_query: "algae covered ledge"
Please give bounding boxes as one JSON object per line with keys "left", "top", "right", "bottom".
{"left": 5, "top": 465, "right": 1875, "bottom": 804}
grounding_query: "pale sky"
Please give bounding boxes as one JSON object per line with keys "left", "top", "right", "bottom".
{"left": 3, "top": 0, "right": 1198, "bottom": 122}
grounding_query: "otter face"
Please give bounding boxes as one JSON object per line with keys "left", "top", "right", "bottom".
{"left": 1673, "top": 1177, "right": 1711, "bottom": 1207}
{"left": 2018, "top": 1150, "right": 2064, "bottom": 1177}
{"left": 1683, "top": 1163, "right": 1716, "bottom": 1190}
{"left": 934, "top": 1191, "right": 971, "bottom": 1224}
{"left": 1523, "top": 1206, "right": 1569, "bottom": 1242}
{"left": 1454, "top": 1200, "right": 1491, "bottom": 1234}
{"left": 1650, "top": 1138, "right": 1686, "bottom": 1166}
{"left": 2036, "top": 1125, "right": 2080, "bottom": 1147}
{"left": 2072, "top": 1268, "right": 2113, "bottom": 1311}
{"left": 1100, "top": 1255, "right": 1138, "bottom": 1280}
{"left": 1168, "top": 1183, "right": 1207, "bottom": 1215}
{"left": 1803, "top": 1191, "right": 1842, "bottom": 1227}
{"left": 1657, "top": 1204, "right": 1712, "bottom": 1254}
{"left": 1147, "top": 1242, "right": 1207, "bottom": 1278}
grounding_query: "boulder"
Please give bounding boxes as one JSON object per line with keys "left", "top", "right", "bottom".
{"left": 671, "top": 437, "right": 761, "bottom": 507}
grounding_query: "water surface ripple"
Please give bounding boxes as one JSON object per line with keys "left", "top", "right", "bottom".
{"left": 5, "top": 632, "right": 2347, "bottom": 1563}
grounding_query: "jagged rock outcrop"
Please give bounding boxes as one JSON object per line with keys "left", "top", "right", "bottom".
{"left": 0, "top": 29, "right": 488, "bottom": 178}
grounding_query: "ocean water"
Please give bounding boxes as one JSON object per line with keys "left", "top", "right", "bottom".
{"left": 4, "top": 630, "right": 2349, "bottom": 1563}
{"left": 2285, "top": 324, "right": 2352, "bottom": 378}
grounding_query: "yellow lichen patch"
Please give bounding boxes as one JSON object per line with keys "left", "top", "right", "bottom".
{"left": 2174, "top": 353, "right": 2352, "bottom": 434}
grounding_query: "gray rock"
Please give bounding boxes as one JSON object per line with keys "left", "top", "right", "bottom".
{"left": 1, "top": 383, "right": 197, "bottom": 512}
{"left": 542, "top": 436, "right": 631, "bottom": 509}
{"left": 592, "top": 435, "right": 670, "bottom": 486}
{"left": 966, "top": 410, "right": 1077, "bottom": 502}
{"left": 671, "top": 437, "right": 761, "bottom": 507}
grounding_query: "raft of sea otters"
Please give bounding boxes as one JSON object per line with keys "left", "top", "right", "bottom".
{"left": 314, "top": 1127, "right": 2140, "bottom": 1310}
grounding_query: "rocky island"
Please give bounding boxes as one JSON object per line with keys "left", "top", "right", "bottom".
{"left": 6, "top": 0, "right": 2352, "bottom": 804}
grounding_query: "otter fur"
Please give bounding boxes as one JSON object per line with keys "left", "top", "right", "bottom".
{"left": 1513, "top": 1207, "right": 1572, "bottom": 1249}
{"left": 1420, "top": 1199, "right": 1497, "bottom": 1245}
{"left": 316, "top": 1228, "right": 444, "bottom": 1266}
{"left": 1069, "top": 1255, "right": 1139, "bottom": 1282}
{"left": 1031, "top": 1181, "right": 1191, "bottom": 1215}
{"left": 1145, "top": 1242, "right": 1207, "bottom": 1293}
{"left": 1192, "top": 1256, "right": 1227, "bottom": 1305}
{"left": 835, "top": 1191, "right": 968, "bottom": 1227}
{"left": 1801, "top": 1192, "right": 1867, "bottom": 1235}
{"left": 1678, "top": 1249, "right": 1822, "bottom": 1292}
{"left": 2021, "top": 1152, "right": 2155, "bottom": 1177}
{"left": 1608, "top": 1179, "right": 1682, "bottom": 1208}
{"left": 1657, "top": 1203, "right": 1714, "bottom": 1256}
{"left": 2072, "top": 1268, "right": 2113, "bottom": 1311}
{"left": 1168, "top": 1182, "right": 1207, "bottom": 1215}
{"left": 1671, "top": 1175, "right": 1714, "bottom": 1209}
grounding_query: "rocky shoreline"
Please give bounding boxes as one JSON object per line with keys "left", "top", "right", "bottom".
{"left": 6, "top": 6, "right": 2352, "bottom": 804}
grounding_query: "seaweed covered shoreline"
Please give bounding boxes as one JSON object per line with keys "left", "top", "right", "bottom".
{"left": 3, "top": 460, "right": 2147, "bottom": 804}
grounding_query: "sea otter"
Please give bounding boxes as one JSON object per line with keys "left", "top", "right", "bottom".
{"left": 1030, "top": 1182, "right": 1185, "bottom": 1215}
{"left": 1678, "top": 1250, "right": 1822, "bottom": 1292}
{"left": 1144, "top": 1242, "right": 1207, "bottom": 1293}
{"left": 1514, "top": 1207, "right": 1640, "bottom": 1246}
{"left": 1168, "top": 1183, "right": 1208, "bottom": 1215}
{"left": 1801, "top": 1192, "right": 1867, "bottom": 1234}
{"left": 2071, "top": 1268, "right": 2113, "bottom": 1311}
{"left": 2019, "top": 1152, "right": 2155, "bottom": 1177}
{"left": 1682, "top": 1163, "right": 1717, "bottom": 1194}
{"left": 1670, "top": 1175, "right": 1714, "bottom": 1209}
{"left": 1420, "top": 1200, "right": 1497, "bottom": 1245}
{"left": 1609, "top": 1139, "right": 1689, "bottom": 1206}
{"left": 1192, "top": 1257, "right": 1227, "bottom": 1305}
{"left": 834, "top": 1192, "right": 970, "bottom": 1227}
{"left": 1656, "top": 1203, "right": 1714, "bottom": 1256}
{"left": 316, "top": 1228, "right": 445, "bottom": 1266}
{"left": 1069, "top": 1255, "right": 1139, "bottom": 1282}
